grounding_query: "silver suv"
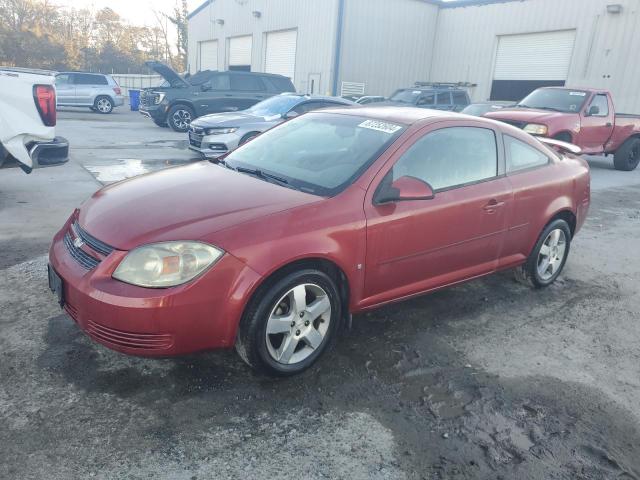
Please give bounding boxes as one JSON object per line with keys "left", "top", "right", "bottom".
{"left": 55, "top": 72, "right": 124, "bottom": 114}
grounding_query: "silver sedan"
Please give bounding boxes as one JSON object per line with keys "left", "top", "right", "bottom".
{"left": 188, "top": 94, "right": 356, "bottom": 159}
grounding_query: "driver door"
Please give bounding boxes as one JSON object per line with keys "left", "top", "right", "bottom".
{"left": 362, "top": 121, "right": 511, "bottom": 306}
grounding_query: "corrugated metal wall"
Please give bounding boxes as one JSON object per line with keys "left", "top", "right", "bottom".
{"left": 187, "top": 0, "right": 339, "bottom": 94}
{"left": 430, "top": 0, "right": 640, "bottom": 113}
{"left": 338, "top": 0, "right": 440, "bottom": 97}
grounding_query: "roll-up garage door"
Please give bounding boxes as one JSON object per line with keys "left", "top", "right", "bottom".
{"left": 264, "top": 29, "right": 297, "bottom": 81}
{"left": 228, "top": 35, "right": 252, "bottom": 71}
{"left": 199, "top": 40, "right": 218, "bottom": 72}
{"left": 490, "top": 30, "right": 576, "bottom": 101}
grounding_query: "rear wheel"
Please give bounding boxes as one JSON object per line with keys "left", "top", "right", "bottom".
{"left": 515, "top": 219, "right": 571, "bottom": 288}
{"left": 553, "top": 132, "right": 573, "bottom": 143}
{"left": 613, "top": 137, "right": 640, "bottom": 171}
{"left": 94, "top": 96, "right": 113, "bottom": 114}
{"left": 236, "top": 269, "right": 341, "bottom": 376}
{"left": 167, "top": 104, "right": 194, "bottom": 132}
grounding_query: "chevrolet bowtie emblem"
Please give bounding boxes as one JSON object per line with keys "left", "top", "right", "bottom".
{"left": 73, "top": 237, "right": 84, "bottom": 249}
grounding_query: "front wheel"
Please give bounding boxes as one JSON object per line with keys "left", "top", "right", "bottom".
{"left": 167, "top": 104, "right": 194, "bottom": 132}
{"left": 613, "top": 137, "right": 640, "bottom": 171}
{"left": 515, "top": 219, "right": 571, "bottom": 288}
{"left": 94, "top": 96, "right": 113, "bottom": 114}
{"left": 236, "top": 270, "right": 342, "bottom": 376}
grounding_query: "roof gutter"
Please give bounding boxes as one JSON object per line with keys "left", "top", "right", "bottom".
{"left": 331, "top": 0, "right": 346, "bottom": 96}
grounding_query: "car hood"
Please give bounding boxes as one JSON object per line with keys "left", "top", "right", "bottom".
{"left": 79, "top": 162, "right": 320, "bottom": 251}
{"left": 145, "top": 60, "right": 190, "bottom": 88}
{"left": 191, "top": 112, "right": 276, "bottom": 128}
{"left": 485, "top": 108, "right": 574, "bottom": 123}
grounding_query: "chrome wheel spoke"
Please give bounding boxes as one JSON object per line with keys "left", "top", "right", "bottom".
{"left": 536, "top": 228, "right": 567, "bottom": 281}
{"left": 276, "top": 334, "right": 298, "bottom": 363}
{"left": 538, "top": 257, "right": 551, "bottom": 275}
{"left": 539, "top": 244, "right": 551, "bottom": 256}
{"left": 292, "top": 285, "right": 307, "bottom": 313}
{"left": 306, "top": 295, "right": 330, "bottom": 321}
{"left": 303, "top": 327, "right": 324, "bottom": 349}
{"left": 267, "top": 313, "right": 294, "bottom": 334}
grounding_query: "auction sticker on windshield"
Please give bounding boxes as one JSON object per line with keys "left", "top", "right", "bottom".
{"left": 358, "top": 120, "right": 403, "bottom": 134}
{"left": 569, "top": 91, "right": 587, "bottom": 96}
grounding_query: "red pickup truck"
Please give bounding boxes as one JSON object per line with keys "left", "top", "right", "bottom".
{"left": 485, "top": 87, "right": 640, "bottom": 171}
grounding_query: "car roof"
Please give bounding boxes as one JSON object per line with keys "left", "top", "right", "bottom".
{"left": 319, "top": 105, "right": 462, "bottom": 125}
{"left": 281, "top": 93, "right": 354, "bottom": 103}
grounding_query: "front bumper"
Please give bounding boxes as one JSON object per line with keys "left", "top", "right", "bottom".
{"left": 139, "top": 104, "right": 166, "bottom": 122}
{"left": 188, "top": 132, "right": 241, "bottom": 159}
{"left": 48, "top": 215, "right": 262, "bottom": 357}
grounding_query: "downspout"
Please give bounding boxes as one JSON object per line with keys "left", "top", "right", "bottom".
{"left": 332, "top": 0, "right": 346, "bottom": 96}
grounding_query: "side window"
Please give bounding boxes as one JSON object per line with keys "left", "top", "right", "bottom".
{"left": 211, "top": 74, "right": 230, "bottom": 90}
{"left": 588, "top": 94, "right": 609, "bottom": 117}
{"left": 55, "top": 74, "right": 71, "bottom": 86}
{"left": 436, "top": 92, "right": 452, "bottom": 106}
{"left": 263, "top": 76, "right": 295, "bottom": 93}
{"left": 505, "top": 135, "right": 550, "bottom": 173}
{"left": 230, "top": 74, "right": 263, "bottom": 91}
{"left": 75, "top": 74, "right": 103, "bottom": 85}
{"left": 452, "top": 91, "right": 468, "bottom": 106}
{"left": 416, "top": 92, "right": 435, "bottom": 106}
{"left": 391, "top": 127, "right": 498, "bottom": 191}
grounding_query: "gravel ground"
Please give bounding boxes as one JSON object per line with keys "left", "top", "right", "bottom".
{"left": 1, "top": 110, "right": 639, "bottom": 479}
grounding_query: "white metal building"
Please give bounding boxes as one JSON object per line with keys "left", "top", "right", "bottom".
{"left": 188, "top": 0, "right": 640, "bottom": 112}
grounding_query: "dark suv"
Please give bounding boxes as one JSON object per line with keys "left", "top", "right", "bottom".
{"left": 140, "top": 61, "right": 296, "bottom": 132}
{"left": 381, "top": 82, "right": 472, "bottom": 112}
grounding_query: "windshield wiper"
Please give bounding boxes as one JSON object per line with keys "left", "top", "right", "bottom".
{"left": 235, "top": 166, "right": 289, "bottom": 185}
{"left": 211, "top": 158, "right": 235, "bottom": 170}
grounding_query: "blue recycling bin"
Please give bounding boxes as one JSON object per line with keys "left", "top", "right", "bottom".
{"left": 129, "top": 89, "right": 140, "bottom": 111}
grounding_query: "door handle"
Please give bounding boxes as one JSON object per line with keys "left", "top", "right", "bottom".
{"left": 483, "top": 199, "right": 505, "bottom": 213}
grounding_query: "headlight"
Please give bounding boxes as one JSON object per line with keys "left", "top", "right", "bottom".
{"left": 153, "top": 92, "right": 166, "bottom": 104}
{"left": 205, "top": 127, "right": 238, "bottom": 135}
{"left": 113, "top": 241, "right": 224, "bottom": 288}
{"left": 523, "top": 123, "right": 548, "bottom": 135}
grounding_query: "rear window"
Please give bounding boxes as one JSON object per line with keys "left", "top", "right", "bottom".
{"left": 231, "top": 74, "right": 264, "bottom": 91}
{"left": 74, "top": 74, "right": 108, "bottom": 85}
{"left": 263, "top": 76, "right": 296, "bottom": 93}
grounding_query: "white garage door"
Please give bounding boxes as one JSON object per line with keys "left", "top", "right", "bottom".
{"left": 199, "top": 40, "right": 218, "bottom": 72}
{"left": 228, "top": 35, "right": 252, "bottom": 69}
{"left": 494, "top": 30, "right": 576, "bottom": 81}
{"left": 264, "top": 29, "right": 297, "bottom": 81}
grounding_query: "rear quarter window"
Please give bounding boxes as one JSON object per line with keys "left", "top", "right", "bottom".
{"left": 263, "top": 76, "right": 296, "bottom": 93}
{"left": 505, "top": 135, "right": 550, "bottom": 172}
{"left": 231, "top": 74, "right": 264, "bottom": 91}
{"left": 452, "top": 91, "right": 468, "bottom": 106}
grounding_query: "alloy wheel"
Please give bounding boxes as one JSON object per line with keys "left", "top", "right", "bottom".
{"left": 537, "top": 228, "right": 567, "bottom": 281}
{"left": 97, "top": 98, "right": 112, "bottom": 113}
{"left": 265, "top": 283, "right": 331, "bottom": 365}
{"left": 172, "top": 109, "right": 192, "bottom": 130}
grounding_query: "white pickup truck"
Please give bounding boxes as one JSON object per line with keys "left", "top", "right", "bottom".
{"left": 0, "top": 67, "right": 69, "bottom": 173}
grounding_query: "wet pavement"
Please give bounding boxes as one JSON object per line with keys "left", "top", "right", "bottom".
{"left": 1, "top": 108, "right": 640, "bottom": 479}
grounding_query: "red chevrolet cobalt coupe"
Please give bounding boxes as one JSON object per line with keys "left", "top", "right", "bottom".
{"left": 48, "top": 107, "right": 590, "bottom": 375}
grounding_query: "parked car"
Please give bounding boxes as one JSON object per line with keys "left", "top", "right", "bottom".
{"left": 1, "top": 67, "right": 69, "bottom": 173}
{"left": 55, "top": 72, "right": 124, "bottom": 114}
{"left": 140, "top": 61, "right": 296, "bottom": 132}
{"left": 380, "top": 82, "right": 471, "bottom": 111}
{"left": 188, "top": 93, "right": 356, "bottom": 158}
{"left": 48, "top": 106, "right": 590, "bottom": 376}
{"left": 355, "top": 96, "right": 387, "bottom": 105}
{"left": 485, "top": 87, "right": 640, "bottom": 171}
{"left": 461, "top": 101, "right": 514, "bottom": 116}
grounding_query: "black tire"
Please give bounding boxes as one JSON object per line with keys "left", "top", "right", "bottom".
{"left": 93, "top": 96, "right": 113, "bottom": 114}
{"left": 514, "top": 218, "right": 572, "bottom": 289}
{"left": 0, "top": 143, "right": 8, "bottom": 167}
{"left": 236, "top": 269, "right": 342, "bottom": 376}
{"left": 239, "top": 132, "right": 260, "bottom": 146}
{"left": 553, "top": 132, "right": 573, "bottom": 143}
{"left": 167, "top": 104, "right": 194, "bottom": 132}
{"left": 613, "top": 137, "right": 640, "bottom": 171}
{"left": 153, "top": 118, "right": 168, "bottom": 128}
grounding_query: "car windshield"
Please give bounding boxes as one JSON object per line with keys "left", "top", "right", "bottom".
{"left": 389, "top": 89, "right": 421, "bottom": 104}
{"left": 224, "top": 113, "right": 405, "bottom": 196}
{"left": 517, "top": 89, "right": 588, "bottom": 113}
{"left": 246, "top": 95, "right": 303, "bottom": 117}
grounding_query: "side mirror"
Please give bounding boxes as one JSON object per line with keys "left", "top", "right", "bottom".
{"left": 587, "top": 105, "right": 600, "bottom": 116}
{"left": 283, "top": 110, "right": 299, "bottom": 120}
{"left": 201, "top": 81, "right": 212, "bottom": 92}
{"left": 375, "top": 176, "right": 435, "bottom": 204}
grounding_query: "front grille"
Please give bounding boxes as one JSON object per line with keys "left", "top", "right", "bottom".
{"left": 501, "top": 120, "right": 527, "bottom": 129}
{"left": 73, "top": 222, "right": 114, "bottom": 256}
{"left": 189, "top": 131, "right": 203, "bottom": 148}
{"left": 86, "top": 320, "right": 174, "bottom": 351}
{"left": 64, "top": 232, "right": 100, "bottom": 270}
{"left": 140, "top": 90, "right": 157, "bottom": 107}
